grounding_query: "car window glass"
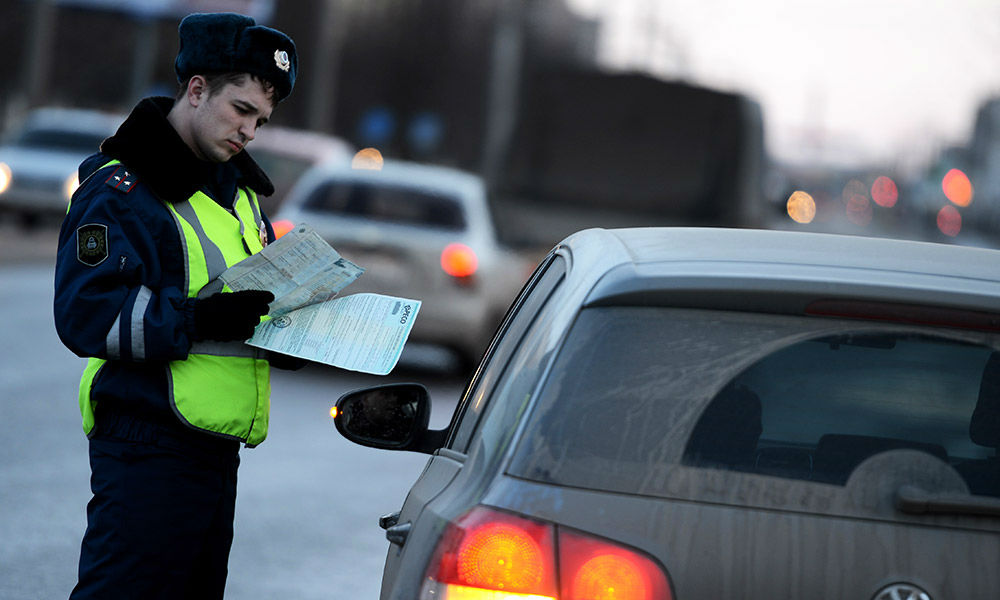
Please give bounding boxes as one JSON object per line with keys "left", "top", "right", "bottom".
{"left": 448, "top": 254, "right": 566, "bottom": 452}
{"left": 304, "top": 181, "right": 466, "bottom": 230}
{"left": 508, "top": 307, "right": 1000, "bottom": 502}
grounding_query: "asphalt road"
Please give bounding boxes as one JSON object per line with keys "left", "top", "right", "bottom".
{"left": 0, "top": 231, "right": 467, "bottom": 599}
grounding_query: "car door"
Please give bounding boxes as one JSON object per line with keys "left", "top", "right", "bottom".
{"left": 376, "top": 253, "right": 566, "bottom": 597}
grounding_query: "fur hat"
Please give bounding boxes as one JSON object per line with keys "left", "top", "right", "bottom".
{"left": 174, "top": 12, "right": 297, "bottom": 101}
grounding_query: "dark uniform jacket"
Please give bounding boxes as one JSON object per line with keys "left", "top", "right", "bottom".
{"left": 53, "top": 96, "right": 277, "bottom": 434}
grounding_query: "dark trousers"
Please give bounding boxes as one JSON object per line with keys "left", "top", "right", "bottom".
{"left": 70, "top": 416, "right": 240, "bottom": 600}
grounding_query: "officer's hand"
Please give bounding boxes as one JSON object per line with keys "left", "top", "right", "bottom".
{"left": 192, "top": 290, "right": 274, "bottom": 341}
{"left": 267, "top": 351, "right": 309, "bottom": 371}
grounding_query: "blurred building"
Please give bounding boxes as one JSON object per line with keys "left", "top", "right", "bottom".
{"left": 0, "top": 0, "right": 598, "bottom": 174}
{"left": 967, "top": 97, "right": 1000, "bottom": 235}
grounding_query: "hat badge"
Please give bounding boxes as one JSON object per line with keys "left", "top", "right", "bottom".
{"left": 274, "top": 49, "right": 290, "bottom": 72}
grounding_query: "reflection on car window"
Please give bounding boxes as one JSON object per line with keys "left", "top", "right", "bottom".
{"left": 508, "top": 308, "right": 1000, "bottom": 500}
{"left": 304, "top": 181, "right": 466, "bottom": 230}
{"left": 683, "top": 334, "right": 998, "bottom": 493}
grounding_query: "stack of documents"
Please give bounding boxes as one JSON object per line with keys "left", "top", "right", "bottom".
{"left": 219, "top": 224, "right": 421, "bottom": 375}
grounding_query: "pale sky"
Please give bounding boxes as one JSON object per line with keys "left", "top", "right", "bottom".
{"left": 566, "top": 0, "right": 1000, "bottom": 172}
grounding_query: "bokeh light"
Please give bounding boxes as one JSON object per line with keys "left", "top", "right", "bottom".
{"left": 846, "top": 193, "right": 872, "bottom": 226}
{"left": 786, "top": 190, "right": 816, "bottom": 223}
{"left": 937, "top": 205, "right": 962, "bottom": 236}
{"left": 870, "top": 175, "right": 898, "bottom": 208}
{"left": 352, "top": 147, "right": 384, "bottom": 170}
{"left": 942, "top": 168, "right": 973, "bottom": 207}
{"left": 842, "top": 179, "right": 867, "bottom": 202}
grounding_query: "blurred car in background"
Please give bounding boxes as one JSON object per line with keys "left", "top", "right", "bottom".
{"left": 334, "top": 227, "right": 1000, "bottom": 600}
{"left": 274, "top": 159, "right": 533, "bottom": 369}
{"left": 248, "top": 125, "right": 352, "bottom": 216}
{"left": 0, "top": 107, "right": 123, "bottom": 226}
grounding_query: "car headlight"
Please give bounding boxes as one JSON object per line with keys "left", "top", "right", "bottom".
{"left": 63, "top": 171, "right": 79, "bottom": 201}
{"left": 0, "top": 163, "right": 11, "bottom": 195}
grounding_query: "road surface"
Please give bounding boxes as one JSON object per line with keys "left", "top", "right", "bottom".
{"left": 0, "top": 230, "right": 467, "bottom": 599}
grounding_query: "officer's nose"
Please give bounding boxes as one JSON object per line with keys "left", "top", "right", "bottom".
{"left": 239, "top": 120, "right": 256, "bottom": 143}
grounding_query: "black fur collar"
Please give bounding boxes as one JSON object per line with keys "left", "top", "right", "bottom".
{"left": 100, "top": 97, "right": 274, "bottom": 203}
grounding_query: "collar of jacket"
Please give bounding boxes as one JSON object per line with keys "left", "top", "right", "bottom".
{"left": 99, "top": 96, "right": 274, "bottom": 203}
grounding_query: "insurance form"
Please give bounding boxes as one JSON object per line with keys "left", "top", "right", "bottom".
{"left": 219, "top": 224, "right": 421, "bottom": 375}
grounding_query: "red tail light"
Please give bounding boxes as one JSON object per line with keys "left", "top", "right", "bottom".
{"left": 441, "top": 243, "right": 479, "bottom": 278}
{"left": 559, "top": 530, "right": 670, "bottom": 599}
{"left": 421, "top": 506, "right": 672, "bottom": 600}
{"left": 271, "top": 219, "right": 295, "bottom": 239}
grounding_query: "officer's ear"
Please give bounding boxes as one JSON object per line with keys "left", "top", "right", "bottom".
{"left": 186, "top": 75, "right": 209, "bottom": 106}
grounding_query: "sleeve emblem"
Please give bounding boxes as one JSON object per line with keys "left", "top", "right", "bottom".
{"left": 76, "top": 223, "right": 109, "bottom": 266}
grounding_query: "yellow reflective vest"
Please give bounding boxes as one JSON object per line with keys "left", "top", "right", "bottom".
{"left": 75, "top": 161, "right": 272, "bottom": 447}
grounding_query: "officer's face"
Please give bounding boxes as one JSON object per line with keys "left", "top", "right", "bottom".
{"left": 190, "top": 76, "right": 273, "bottom": 163}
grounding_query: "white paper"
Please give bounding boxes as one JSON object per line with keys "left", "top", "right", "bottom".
{"left": 218, "top": 223, "right": 421, "bottom": 375}
{"left": 248, "top": 293, "right": 421, "bottom": 376}
{"left": 219, "top": 224, "right": 365, "bottom": 316}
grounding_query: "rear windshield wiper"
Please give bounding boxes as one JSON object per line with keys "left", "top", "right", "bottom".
{"left": 896, "top": 484, "right": 1000, "bottom": 518}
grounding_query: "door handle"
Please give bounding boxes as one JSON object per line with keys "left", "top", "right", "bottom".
{"left": 385, "top": 521, "right": 412, "bottom": 547}
{"left": 379, "top": 511, "right": 401, "bottom": 530}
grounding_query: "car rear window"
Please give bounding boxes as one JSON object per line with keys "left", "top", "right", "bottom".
{"left": 303, "top": 180, "right": 466, "bottom": 230}
{"left": 508, "top": 307, "right": 1000, "bottom": 500}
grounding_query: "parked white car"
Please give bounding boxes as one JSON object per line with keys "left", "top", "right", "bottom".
{"left": 0, "top": 107, "right": 124, "bottom": 225}
{"left": 274, "top": 159, "right": 533, "bottom": 369}
{"left": 248, "top": 125, "right": 352, "bottom": 216}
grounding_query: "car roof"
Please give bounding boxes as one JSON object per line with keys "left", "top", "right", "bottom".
{"left": 561, "top": 227, "right": 1000, "bottom": 316}
{"left": 302, "top": 158, "right": 484, "bottom": 197}
{"left": 15, "top": 106, "right": 124, "bottom": 136}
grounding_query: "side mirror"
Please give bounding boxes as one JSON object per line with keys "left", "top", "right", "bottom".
{"left": 333, "top": 383, "right": 447, "bottom": 454}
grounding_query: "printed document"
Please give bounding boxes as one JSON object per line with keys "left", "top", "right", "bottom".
{"left": 218, "top": 224, "right": 421, "bottom": 375}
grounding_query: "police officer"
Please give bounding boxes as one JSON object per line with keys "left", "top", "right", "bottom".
{"left": 54, "top": 13, "right": 304, "bottom": 599}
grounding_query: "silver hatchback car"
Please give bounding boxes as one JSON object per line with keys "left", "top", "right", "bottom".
{"left": 335, "top": 227, "right": 1000, "bottom": 600}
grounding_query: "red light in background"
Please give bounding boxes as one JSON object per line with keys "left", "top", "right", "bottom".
{"left": 937, "top": 204, "right": 962, "bottom": 236}
{"left": 846, "top": 194, "right": 872, "bottom": 226}
{"left": 441, "top": 243, "right": 478, "bottom": 277}
{"left": 271, "top": 219, "right": 295, "bottom": 239}
{"left": 942, "top": 169, "right": 973, "bottom": 207}
{"left": 871, "top": 176, "right": 898, "bottom": 208}
{"left": 842, "top": 179, "right": 867, "bottom": 202}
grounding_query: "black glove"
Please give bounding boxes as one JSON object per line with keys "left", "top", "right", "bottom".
{"left": 267, "top": 351, "right": 309, "bottom": 371}
{"left": 192, "top": 290, "right": 274, "bottom": 342}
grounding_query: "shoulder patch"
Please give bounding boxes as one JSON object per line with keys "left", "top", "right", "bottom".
{"left": 104, "top": 166, "right": 137, "bottom": 193}
{"left": 76, "top": 223, "right": 109, "bottom": 267}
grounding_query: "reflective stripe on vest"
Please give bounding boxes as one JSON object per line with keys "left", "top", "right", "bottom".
{"left": 79, "top": 161, "right": 271, "bottom": 447}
